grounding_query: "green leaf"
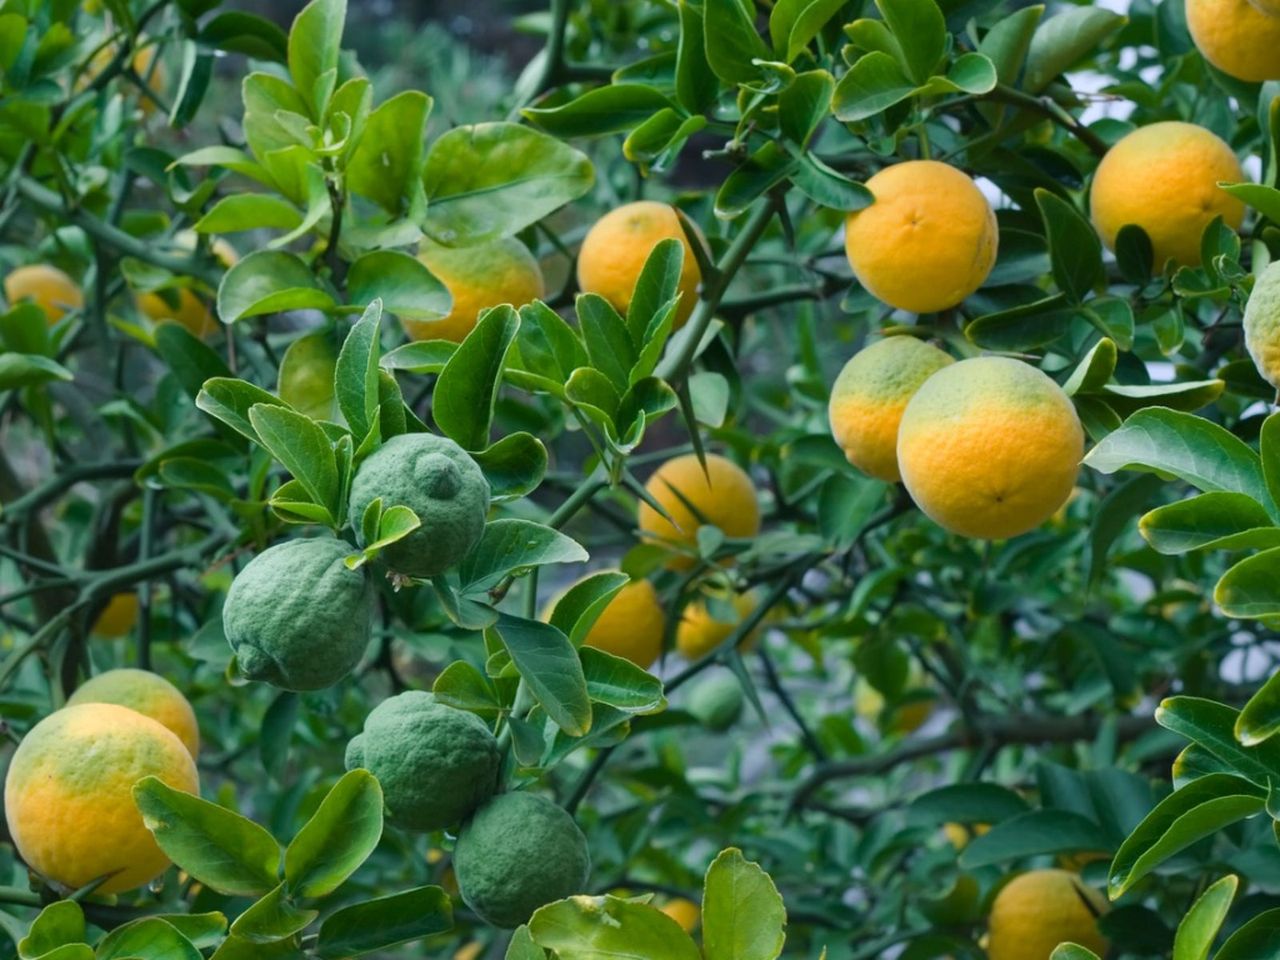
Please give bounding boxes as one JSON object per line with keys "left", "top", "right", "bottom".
{"left": 715, "top": 142, "right": 798, "bottom": 219}
{"left": 1222, "top": 182, "right": 1280, "bottom": 225}
{"left": 876, "top": 0, "right": 945, "bottom": 84}
{"left": 942, "top": 52, "right": 998, "bottom": 94}
{"left": 1083, "top": 408, "right": 1270, "bottom": 511}
{"left": 577, "top": 294, "right": 636, "bottom": 393}
{"left": 347, "top": 251, "right": 450, "bottom": 322}
{"left": 347, "top": 91, "right": 433, "bottom": 214}
{"left": 434, "top": 305, "right": 520, "bottom": 451}
{"left": 704, "top": 0, "right": 771, "bottom": 85}
{"left": 217, "top": 251, "right": 335, "bottom": 323}
{"left": 1108, "top": 774, "right": 1265, "bottom": 898}
{"left": 1115, "top": 224, "right": 1154, "bottom": 285}
{"left": 229, "top": 885, "right": 317, "bottom": 944}
{"left": 1238, "top": 672, "right": 1280, "bottom": 747}
{"left": 506, "top": 926, "right": 548, "bottom": 960}
{"left": 1035, "top": 189, "right": 1103, "bottom": 304}
{"left": 702, "top": 848, "right": 786, "bottom": 960}
{"left": 283, "top": 769, "right": 384, "bottom": 899}
{"left": 1156, "top": 697, "right": 1280, "bottom": 789}
{"left": 1024, "top": 6, "right": 1126, "bottom": 92}
{"left": 473, "top": 432, "right": 548, "bottom": 501}
{"left": 959, "top": 810, "right": 1110, "bottom": 869}
{"left": 287, "top": 0, "right": 346, "bottom": 116}
{"left": 96, "top": 918, "right": 201, "bottom": 960}
{"left": 1261, "top": 413, "right": 1280, "bottom": 511}
{"left": 459, "top": 518, "right": 589, "bottom": 594}
{"left": 249, "top": 404, "right": 339, "bottom": 520}
{"left": 424, "top": 123, "right": 594, "bottom": 247}
{"left": 334, "top": 300, "right": 382, "bottom": 443}
{"left": 831, "top": 51, "right": 917, "bottom": 122}
{"left": 1216, "top": 548, "right": 1280, "bottom": 619}
{"left": 1063, "top": 338, "right": 1117, "bottom": 396}
{"left": 580, "top": 647, "right": 667, "bottom": 714}
{"left": 0, "top": 353, "right": 73, "bottom": 390}
{"left": 433, "top": 660, "right": 503, "bottom": 718}
{"left": 132, "top": 776, "right": 280, "bottom": 897}
{"left": 1049, "top": 948, "right": 1101, "bottom": 960}
{"left": 1213, "top": 907, "right": 1280, "bottom": 959}
{"left": 196, "top": 377, "right": 291, "bottom": 445}
{"left": 194, "top": 194, "right": 303, "bottom": 234}
{"left": 315, "top": 886, "right": 453, "bottom": 958}
{"left": 278, "top": 331, "right": 339, "bottom": 421}
{"left": 523, "top": 85, "right": 678, "bottom": 138}
{"left": 1172, "top": 875, "right": 1237, "bottom": 960}
{"left": 18, "top": 902, "right": 84, "bottom": 960}
{"left": 549, "top": 571, "right": 630, "bottom": 646}
{"left": 677, "top": 0, "right": 719, "bottom": 113}
{"left": 1138, "top": 493, "right": 1280, "bottom": 555}
{"left": 491, "top": 613, "right": 593, "bottom": 737}
{"left": 772, "top": 0, "right": 848, "bottom": 63}
{"left": 529, "top": 896, "right": 701, "bottom": 960}
{"left": 626, "top": 238, "right": 685, "bottom": 350}
{"left": 199, "top": 12, "right": 289, "bottom": 61}
{"left": 905, "top": 783, "right": 1030, "bottom": 827}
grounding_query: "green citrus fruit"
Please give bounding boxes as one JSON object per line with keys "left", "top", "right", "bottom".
{"left": 345, "top": 692, "right": 500, "bottom": 832}
{"left": 348, "top": 434, "right": 490, "bottom": 579}
{"left": 454, "top": 791, "right": 591, "bottom": 928}
{"left": 224, "top": 537, "right": 374, "bottom": 691}
{"left": 686, "top": 670, "right": 745, "bottom": 731}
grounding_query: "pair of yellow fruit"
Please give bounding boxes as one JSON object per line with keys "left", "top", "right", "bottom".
{"left": 5, "top": 669, "right": 199, "bottom": 895}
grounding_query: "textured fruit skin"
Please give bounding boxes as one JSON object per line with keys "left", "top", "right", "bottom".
{"left": 577, "top": 201, "right": 702, "bottom": 328}
{"left": 897, "top": 357, "right": 1083, "bottom": 540}
{"left": 4, "top": 703, "right": 198, "bottom": 894}
{"left": 661, "top": 898, "right": 701, "bottom": 933}
{"left": 1187, "top": 0, "right": 1280, "bottom": 82}
{"left": 349, "top": 433, "right": 490, "bottom": 578}
{"left": 3, "top": 265, "right": 83, "bottom": 323}
{"left": 844, "top": 161, "right": 997, "bottom": 314}
{"left": 580, "top": 579, "right": 666, "bottom": 669}
{"left": 638, "top": 453, "right": 761, "bottom": 568}
{"left": 91, "top": 592, "right": 138, "bottom": 638}
{"left": 686, "top": 671, "right": 744, "bottom": 731}
{"left": 1244, "top": 260, "right": 1280, "bottom": 391}
{"left": 345, "top": 691, "right": 499, "bottom": 832}
{"left": 1091, "top": 122, "right": 1245, "bottom": 269}
{"left": 407, "top": 238, "right": 545, "bottom": 342}
{"left": 676, "top": 591, "right": 758, "bottom": 660}
{"left": 224, "top": 537, "right": 374, "bottom": 691}
{"left": 67, "top": 668, "right": 200, "bottom": 757}
{"left": 829, "top": 337, "right": 954, "bottom": 482}
{"left": 987, "top": 869, "right": 1108, "bottom": 960}
{"left": 455, "top": 792, "right": 590, "bottom": 928}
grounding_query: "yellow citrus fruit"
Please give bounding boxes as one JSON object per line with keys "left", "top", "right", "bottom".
{"left": 829, "top": 337, "right": 954, "bottom": 482}
{"left": 943, "top": 822, "right": 990, "bottom": 850}
{"left": 577, "top": 201, "right": 702, "bottom": 328}
{"left": 1090, "top": 122, "right": 1245, "bottom": 270}
{"left": 897, "top": 356, "right": 1083, "bottom": 540}
{"left": 453, "top": 944, "right": 482, "bottom": 960}
{"left": 1186, "top": 0, "right": 1280, "bottom": 82}
{"left": 91, "top": 592, "right": 139, "bottom": 638}
{"left": 80, "top": 44, "right": 166, "bottom": 111}
{"left": 661, "top": 897, "right": 701, "bottom": 933}
{"left": 408, "top": 237, "right": 546, "bottom": 343}
{"left": 3, "top": 265, "right": 83, "bottom": 324}
{"left": 638, "top": 453, "right": 761, "bottom": 568}
{"left": 66, "top": 668, "right": 199, "bottom": 757}
{"left": 987, "top": 870, "right": 1108, "bottom": 960}
{"left": 135, "top": 232, "right": 238, "bottom": 338}
{"left": 855, "top": 676, "right": 936, "bottom": 734}
{"left": 676, "top": 590, "right": 759, "bottom": 660}
{"left": 579, "top": 578, "right": 667, "bottom": 670}
{"left": 1250, "top": 0, "right": 1280, "bottom": 13}
{"left": 844, "top": 160, "right": 997, "bottom": 314}
{"left": 4, "top": 703, "right": 198, "bottom": 894}
{"left": 1244, "top": 260, "right": 1280, "bottom": 390}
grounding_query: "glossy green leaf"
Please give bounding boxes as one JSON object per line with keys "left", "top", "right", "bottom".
{"left": 523, "top": 85, "right": 677, "bottom": 138}
{"left": 1063, "top": 338, "right": 1118, "bottom": 396}
{"left": 1212, "top": 907, "right": 1280, "bottom": 959}
{"left": 704, "top": 0, "right": 771, "bottom": 85}
{"left": 876, "top": 0, "right": 945, "bottom": 83}
{"left": 530, "top": 895, "right": 700, "bottom": 960}
{"left": 249, "top": 403, "right": 339, "bottom": 519}
{"left": 1172, "top": 874, "right": 1237, "bottom": 960}
{"left": 0, "top": 353, "right": 72, "bottom": 390}
{"left": 549, "top": 571, "right": 630, "bottom": 646}
{"left": 193, "top": 194, "right": 302, "bottom": 234}
{"left": 195, "top": 377, "right": 291, "bottom": 444}
{"left": 472, "top": 431, "right": 548, "bottom": 501}
{"left": 1024, "top": 6, "right": 1126, "bottom": 92}
{"left": 459, "top": 518, "right": 589, "bottom": 594}
{"left": 702, "top": 848, "right": 786, "bottom": 960}
{"left": 283, "top": 769, "right": 384, "bottom": 899}
{"left": 580, "top": 647, "right": 667, "bottom": 714}
{"left": 216, "top": 251, "right": 335, "bottom": 323}
{"left": 434, "top": 304, "right": 519, "bottom": 451}
{"left": 278, "top": 331, "right": 339, "bottom": 421}
{"left": 491, "top": 613, "right": 593, "bottom": 737}
{"left": 347, "top": 90, "right": 432, "bottom": 214}
{"left": 287, "top": 0, "right": 346, "bottom": 116}
{"left": 1216, "top": 548, "right": 1280, "bottom": 618}
{"left": 831, "top": 51, "right": 917, "bottom": 121}
{"left": 1035, "top": 189, "right": 1103, "bottom": 304}
{"left": 959, "top": 810, "right": 1109, "bottom": 869}
{"left": 1156, "top": 697, "right": 1280, "bottom": 788}
{"left": 96, "top": 918, "right": 201, "bottom": 960}
{"left": 1238, "top": 672, "right": 1280, "bottom": 747}
{"left": 1138, "top": 493, "right": 1280, "bottom": 555}
{"left": 347, "top": 252, "right": 450, "bottom": 323}
{"left": 18, "top": 902, "right": 84, "bottom": 960}
{"left": 335, "top": 299, "right": 382, "bottom": 443}
{"left": 229, "top": 884, "right": 317, "bottom": 944}
{"left": 315, "top": 885, "right": 453, "bottom": 957}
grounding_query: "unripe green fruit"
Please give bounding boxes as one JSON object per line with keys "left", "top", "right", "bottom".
{"left": 348, "top": 433, "right": 490, "bottom": 578}
{"left": 345, "top": 692, "right": 500, "bottom": 832}
{"left": 687, "top": 671, "right": 744, "bottom": 731}
{"left": 454, "top": 792, "right": 591, "bottom": 928}
{"left": 224, "top": 537, "right": 373, "bottom": 691}
{"left": 920, "top": 873, "right": 982, "bottom": 926}
{"left": 1245, "top": 261, "right": 1280, "bottom": 393}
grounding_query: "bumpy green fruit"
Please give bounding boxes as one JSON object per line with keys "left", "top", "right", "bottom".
{"left": 224, "top": 538, "right": 373, "bottom": 691}
{"left": 454, "top": 792, "right": 591, "bottom": 928}
{"left": 687, "top": 671, "right": 744, "bottom": 731}
{"left": 348, "top": 433, "right": 490, "bottom": 578}
{"left": 345, "top": 692, "right": 499, "bottom": 832}
{"left": 1245, "top": 260, "right": 1280, "bottom": 393}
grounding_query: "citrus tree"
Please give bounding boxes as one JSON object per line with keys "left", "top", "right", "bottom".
{"left": 5, "top": 0, "right": 1280, "bottom": 957}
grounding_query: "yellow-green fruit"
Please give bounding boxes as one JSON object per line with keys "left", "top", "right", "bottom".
{"left": 661, "top": 898, "right": 701, "bottom": 933}
{"left": 579, "top": 578, "right": 666, "bottom": 670}
{"left": 1090, "top": 122, "right": 1245, "bottom": 269}
{"left": 348, "top": 434, "right": 490, "bottom": 579}
{"left": 921, "top": 873, "right": 982, "bottom": 926}
{"left": 987, "top": 870, "right": 1108, "bottom": 960}
{"left": 4, "top": 703, "right": 198, "bottom": 894}
{"left": 454, "top": 792, "right": 591, "bottom": 928}
{"left": 1243, "top": 260, "right": 1280, "bottom": 390}
{"left": 855, "top": 677, "right": 936, "bottom": 735}
{"left": 943, "top": 822, "right": 990, "bottom": 850}
{"left": 577, "top": 201, "right": 702, "bottom": 328}
{"left": 406, "top": 238, "right": 545, "bottom": 343}
{"left": 686, "top": 670, "right": 745, "bottom": 731}
{"left": 676, "top": 591, "right": 758, "bottom": 660}
{"left": 67, "top": 668, "right": 199, "bottom": 757}
{"left": 637, "top": 453, "right": 761, "bottom": 568}
{"left": 224, "top": 537, "right": 375, "bottom": 691}
{"left": 91, "top": 592, "right": 138, "bottom": 638}
{"left": 897, "top": 357, "right": 1083, "bottom": 540}
{"left": 345, "top": 692, "right": 500, "bottom": 832}
{"left": 1186, "top": 0, "right": 1280, "bottom": 82}
{"left": 829, "top": 337, "right": 955, "bottom": 482}
{"left": 137, "top": 287, "right": 217, "bottom": 338}
{"left": 3, "top": 265, "right": 83, "bottom": 323}
{"left": 844, "top": 160, "right": 997, "bottom": 314}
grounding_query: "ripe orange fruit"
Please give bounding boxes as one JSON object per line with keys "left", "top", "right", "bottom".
{"left": 3, "top": 265, "right": 83, "bottom": 323}
{"left": 1186, "top": 0, "right": 1280, "bottom": 82}
{"left": 408, "top": 237, "right": 545, "bottom": 343}
{"left": 637, "top": 453, "right": 761, "bottom": 568}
